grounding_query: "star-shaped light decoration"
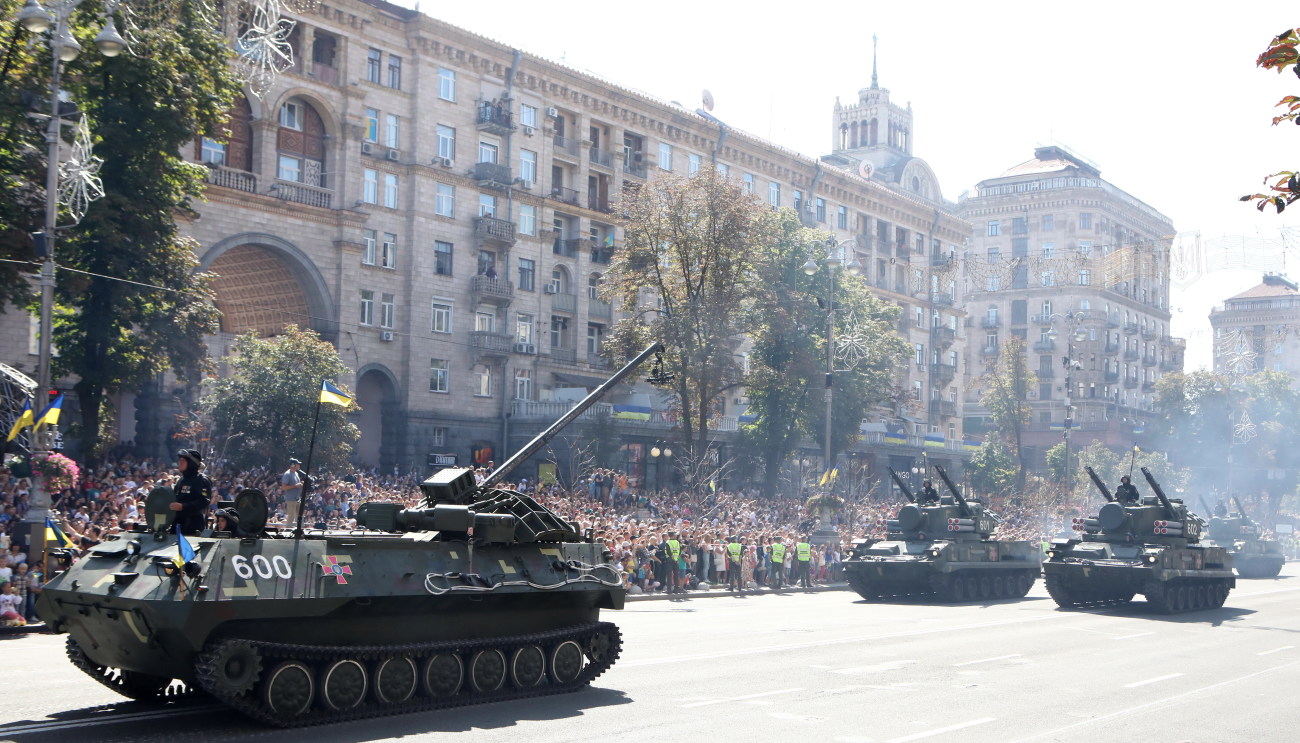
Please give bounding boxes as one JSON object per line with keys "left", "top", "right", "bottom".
{"left": 57, "top": 117, "right": 104, "bottom": 225}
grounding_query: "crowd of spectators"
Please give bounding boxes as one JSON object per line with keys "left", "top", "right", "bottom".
{"left": 3, "top": 453, "right": 1300, "bottom": 620}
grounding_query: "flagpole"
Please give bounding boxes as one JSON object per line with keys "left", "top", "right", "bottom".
{"left": 295, "top": 394, "right": 324, "bottom": 538}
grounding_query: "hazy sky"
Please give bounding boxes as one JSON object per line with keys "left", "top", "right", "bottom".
{"left": 397, "top": 0, "right": 1300, "bottom": 368}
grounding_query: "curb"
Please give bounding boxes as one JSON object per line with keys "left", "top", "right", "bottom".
{"left": 627, "top": 582, "right": 850, "bottom": 602}
{"left": 0, "top": 621, "right": 49, "bottom": 636}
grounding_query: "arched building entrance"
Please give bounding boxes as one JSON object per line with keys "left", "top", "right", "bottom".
{"left": 355, "top": 365, "right": 400, "bottom": 472}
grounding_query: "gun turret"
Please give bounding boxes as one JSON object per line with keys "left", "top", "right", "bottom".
{"left": 1231, "top": 494, "right": 1255, "bottom": 525}
{"left": 887, "top": 467, "right": 917, "bottom": 503}
{"left": 932, "top": 464, "right": 972, "bottom": 519}
{"left": 1139, "top": 466, "right": 1177, "bottom": 519}
{"left": 1085, "top": 466, "right": 1116, "bottom": 502}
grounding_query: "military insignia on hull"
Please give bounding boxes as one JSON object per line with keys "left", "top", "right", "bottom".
{"left": 320, "top": 555, "right": 353, "bottom": 584}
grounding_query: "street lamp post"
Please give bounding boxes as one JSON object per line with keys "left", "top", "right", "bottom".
{"left": 1047, "top": 310, "right": 1089, "bottom": 483}
{"left": 803, "top": 236, "right": 861, "bottom": 484}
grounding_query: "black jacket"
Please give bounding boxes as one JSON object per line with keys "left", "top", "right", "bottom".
{"left": 174, "top": 469, "right": 213, "bottom": 534}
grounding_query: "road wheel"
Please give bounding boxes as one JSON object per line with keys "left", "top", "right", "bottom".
{"left": 991, "top": 575, "right": 1006, "bottom": 599}
{"left": 951, "top": 575, "right": 967, "bottom": 601}
{"left": 423, "top": 654, "right": 463, "bottom": 698}
{"left": 374, "top": 657, "right": 417, "bottom": 705}
{"left": 510, "top": 646, "right": 545, "bottom": 687}
{"left": 263, "top": 661, "right": 314, "bottom": 718}
{"left": 549, "top": 641, "right": 584, "bottom": 685}
{"left": 320, "top": 659, "right": 367, "bottom": 711}
{"left": 470, "top": 649, "right": 506, "bottom": 693}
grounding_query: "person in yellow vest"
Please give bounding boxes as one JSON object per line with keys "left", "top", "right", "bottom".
{"left": 662, "top": 531, "right": 683, "bottom": 595}
{"left": 795, "top": 537, "right": 813, "bottom": 587}
{"left": 769, "top": 536, "right": 787, "bottom": 590}
{"left": 725, "top": 536, "right": 744, "bottom": 592}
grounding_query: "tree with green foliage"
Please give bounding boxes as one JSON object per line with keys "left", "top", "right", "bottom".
{"left": 1067, "top": 440, "right": 1187, "bottom": 502}
{"left": 980, "top": 336, "right": 1033, "bottom": 490}
{"left": 1, "top": 3, "right": 240, "bottom": 460}
{"left": 967, "top": 438, "right": 1018, "bottom": 498}
{"left": 201, "top": 326, "right": 360, "bottom": 473}
{"left": 1242, "top": 27, "right": 1300, "bottom": 213}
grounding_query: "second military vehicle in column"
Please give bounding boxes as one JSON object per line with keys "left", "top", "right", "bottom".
{"left": 1201, "top": 495, "right": 1286, "bottom": 579}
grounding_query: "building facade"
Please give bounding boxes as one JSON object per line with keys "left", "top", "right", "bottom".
{"left": 2, "top": 0, "right": 971, "bottom": 489}
{"left": 1210, "top": 274, "right": 1300, "bottom": 380}
{"left": 957, "top": 145, "right": 1181, "bottom": 468}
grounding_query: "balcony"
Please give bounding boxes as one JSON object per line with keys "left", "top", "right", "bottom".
{"left": 590, "top": 246, "right": 614, "bottom": 264}
{"left": 471, "top": 275, "right": 514, "bottom": 306}
{"left": 311, "top": 62, "right": 338, "bottom": 85}
{"left": 550, "top": 185, "right": 581, "bottom": 206}
{"left": 471, "top": 162, "right": 513, "bottom": 190}
{"left": 1104, "top": 371, "right": 1120, "bottom": 383}
{"left": 1031, "top": 313, "right": 1053, "bottom": 324}
{"left": 1036, "top": 369, "right": 1055, "bottom": 380}
{"left": 623, "top": 156, "right": 648, "bottom": 179}
{"left": 1161, "top": 335, "right": 1187, "bottom": 350}
{"left": 933, "top": 326, "right": 956, "bottom": 346}
{"left": 1159, "top": 359, "right": 1177, "bottom": 371}
{"left": 589, "top": 298, "right": 613, "bottom": 320}
{"left": 1140, "top": 327, "right": 1156, "bottom": 340}
{"left": 470, "top": 330, "right": 513, "bottom": 355}
{"left": 587, "top": 353, "right": 612, "bottom": 370}
{"left": 549, "top": 346, "right": 577, "bottom": 363}
{"left": 934, "top": 361, "right": 957, "bottom": 383}
{"left": 512, "top": 400, "right": 614, "bottom": 421}
{"left": 476, "top": 101, "right": 515, "bottom": 135}
{"left": 1142, "top": 381, "right": 1156, "bottom": 392}
{"left": 1106, "top": 317, "right": 1120, "bottom": 329}
{"left": 587, "top": 194, "right": 612, "bottom": 213}
{"left": 1124, "top": 377, "right": 1139, "bottom": 389}
{"left": 550, "top": 291, "right": 578, "bottom": 313}
{"left": 1104, "top": 342, "right": 1120, "bottom": 354}
{"left": 553, "top": 238, "right": 584, "bottom": 258}
{"left": 270, "top": 180, "right": 332, "bottom": 208}
{"left": 979, "top": 317, "right": 1001, "bottom": 329}
{"left": 590, "top": 147, "right": 614, "bottom": 169}
{"left": 553, "top": 135, "right": 581, "bottom": 159}
{"left": 1142, "top": 355, "right": 1157, "bottom": 367}
{"left": 932, "top": 293, "right": 954, "bottom": 307}
{"left": 929, "top": 400, "right": 957, "bottom": 418}
{"left": 205, "top": 165, "right": 257, "bottom": 193}
{"left": 1033, "top": 339, "right": 1057, "bottom": 352}
{"left": 474, "top": 216, "right": 517, "bottom": 246}
{"left": 1123, "top": 349, "right": 1140, "bottom": 361}
{"left": 980, "top": 345, "right": 1000, "bottom": 357}
{"left": 930, "top": 253, "right": 954, "bottom": 267}
{"left": 1123, "top": 322, "right": 1139, "bottom": 334}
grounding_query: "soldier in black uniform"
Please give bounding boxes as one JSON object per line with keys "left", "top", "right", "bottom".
{"left": 1114, "top": 475, "right": 1140, "bottom": 505}
{"left": 918, "top": 479, "right": 940, "bottom": 505}
{"left": 171, "top": 449, "right": 213, "bottom": 535}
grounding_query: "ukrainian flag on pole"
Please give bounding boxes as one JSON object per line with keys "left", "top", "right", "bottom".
{"left": 174, "top": 524, "right": 196, "bottom": 569}
{"left": 319, "top": 380, "right": 353, "bottom": 407}
{"left": 34, "top": 393, "right": 63, "bottom": 429}
{"left": 6, "top": 399, "right": 33, "bottom": 442}
{"left": 45, "top": 516, "right": 76, "bottom": 549}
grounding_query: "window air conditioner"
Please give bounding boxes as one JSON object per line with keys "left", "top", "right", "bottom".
{"left": 361, "top": 142, "right": 374, "bottom": 155}
{"left": 544, "top": 285, "right": 558, "bottom": 294}
{"left": 514, "top": 342, "right": 536, "bottom": 354}
{"left": 546, "top": 107, "right": 559, "bottom": 118}
{"left": 385, "top": 149, "right": 399, "bottom": 161}
{"left": 523, "top": 126, "right": 535, "bottom": 136}
{"left": 380, "top": 331, "right": 395, "bottom": 341}
{"left": 435, "top": 157, "right": 454, "bottom": 168}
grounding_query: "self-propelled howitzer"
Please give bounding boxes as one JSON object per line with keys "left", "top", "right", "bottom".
{"left": 36, "top": 343, "right": 668, "bottom": 727}
{"left": 843, "top": 465, "right": 1039, "bottom": 602}
{"left": 1043, "top": 466, "right": 1235, "bottom": 613}
{"left": 1202, "top": 494, "right": 1286, "bottom": 579}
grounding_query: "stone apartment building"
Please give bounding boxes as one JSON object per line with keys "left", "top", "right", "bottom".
{"left": 1210, "top": 273, "right": 1300, "bottom": 380}
{"left": 2, "top": 0, "right": 971, "bottom": 489}
{"left": 958, "top": 145, "right": 1181, "bottom": 468}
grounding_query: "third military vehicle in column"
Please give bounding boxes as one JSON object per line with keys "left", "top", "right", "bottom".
{"left": 1043, "top": 466, "right": 1235, "bottom": 613}
{"left": 1201, "top": 495, "right": 1286, "bottom": 579}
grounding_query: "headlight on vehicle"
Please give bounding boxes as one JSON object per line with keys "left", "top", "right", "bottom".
{"left": 1046, "top": 550, "right": 1058, "bottom": 559}
{"left": 1144, "top": 555, "right": 1158, "bottom": 564}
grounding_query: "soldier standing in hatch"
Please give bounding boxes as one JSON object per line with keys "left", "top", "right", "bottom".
{"left": 918, "top": 479, "right": 940, "bottom": 505}
{"left": 171, "top": 449, "right": 213, "bottom": 535}
{"left": 1115, "top": 475, "right": 1140, "bottom": 505}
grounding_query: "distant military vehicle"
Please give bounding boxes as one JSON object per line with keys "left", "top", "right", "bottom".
{"left": 1201, "top": 495, "right": 1286, "bottom": 579}
{"left": 37, "top": 344, "right": 671, "bottom": 726}
{"left": 843, "top": 465, "right": 1039, "bottom": 601}
{"left": 1043, "top": 466, "right": 1235, "bottom": 613}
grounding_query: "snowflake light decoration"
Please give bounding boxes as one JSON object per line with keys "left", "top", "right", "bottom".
{"left": 834, "top": 310, "right": 870, "bottom": 370}
{"left": 57, "top": 117, "right": 104, "bottom": 225}
{"left": 235, "top": 0, "right": 297, "bottom": 99}
{"left": 1215, "top": 329, "right": 1258, "bottom": 378}
{"left": 1233, "top": 410, "right": 1257, "bottom": 444}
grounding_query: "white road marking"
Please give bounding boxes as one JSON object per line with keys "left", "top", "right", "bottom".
{"left": 624, "top": 613, "right": 1070, "bottom": 667}
{"left": 887, "top": 717, "right": 996, "bottom": 743}
{"left": 833, "top": 659, "right": 916, "bottom": 674}
{"left": 1112, "top": 632, "right": 1154, "bottom": 640}
{"left": 953, "top": 653, "right": 1021, "bottom": 667}
{"left": 681, "top": 687, "right": 803, "bottom": 708}
{"left": 1124, "top": 672, "right": 1184, "bottom": 688}
{"left": 1257, "top": 645, "right": 1294, "bottom": 656}
{"left": 1007, "top": 659, "right": 1300, "bottom": 742}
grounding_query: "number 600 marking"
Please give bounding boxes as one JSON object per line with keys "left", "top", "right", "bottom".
{"left": 231, "top": 554, "right": 293, "bottom": 580}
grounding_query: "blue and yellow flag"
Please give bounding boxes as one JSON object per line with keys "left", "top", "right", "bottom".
{"left": 34, "top": 393, "right": 62, "bottom": 429}
{"left": 6, "top": 399, "right": 33, "bottom": 442}
{"left": 45, "top": 516, "right": 76, "bottom": 549}
{"left": 319, "top": 380, "right": 352, "bottom": 407}
{"left": 174, "top": 524, "right": 196, "bottom": 569}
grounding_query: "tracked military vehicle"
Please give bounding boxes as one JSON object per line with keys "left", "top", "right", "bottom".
{"left": 36, "top": 344, "right": 670, "bottom": 726}
{"left": 1201, "top": 495, "right": 1286, "bottom": 579}
{"left": 843, "top": 465, "right": 1039, "bottom": 601}
{"left": 1043, "top": 466, "right": 1235, "bottom": 613}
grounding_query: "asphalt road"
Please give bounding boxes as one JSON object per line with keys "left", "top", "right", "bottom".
{"left": 2, "top": 564, "right": 1298, "bottom": 743}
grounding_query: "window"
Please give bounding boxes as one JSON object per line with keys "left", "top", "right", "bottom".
{"left": 794, "top": 190, "right": 803, "bottom": 212}
{"left": 915, "top": 343, "right": 925, "bottom": 365}
{"left": 743, "top": 173, "right": 755, "bottom": 194}
{"left": 278, "top": 155, "right": 302, "bottom": 182}
{"left": 520, "top": 150, "right": 537, "bottom": 184}
{"left": 362, "top": 169, "right": 378, "bottom": 204}
{"left": 987, "top": 221, "right": 1001, "bottom": 236}
{"left": 201, "top": 137, "right": 226, "bottom": 165}
{"left": 362, "top": 229, "right": 377, "bottom": 265}
{"left": 658, "top": 143, "right": 673, "bottom": 170}
{"left": 387, "top": 54, "right": 401, "bottom": 89}
{"left": 816, "top": 198, "right": 826, "bottom": 222}
{"left": 688, "top": 153, "right": 701, "bottom": 174}
{"left": 380, "top": 293, "right": 395, "bottom": 328}
{"left": 478, "top": 141, "right": 498, "bottom": 164}
{"left": 438, "top": 67, "right": 456, "bottom": 101}
{"left": 550, "top": 315, "right": 569, "bottom": 348}
{"left": 436, "top": 125, "right": 455, "bottom": 160}
{"left": 279, "top": 100, "right": 302, "bottom": 130}
{"left": 364, "top": 108, "right": 379, "bottom": 142}
{"left": 516, "top": 313, "right": 534, "bottom": 343}
{"left": 475, "top": 310, "right": 496, "bottom": 333}
{"left": 383, "top": 173, "right": 398, "bottom": 208}
{"left": 384, "top": 114, "right": 399, "bottom": 148}
{"left": 435, "top": 183, "right": 455, "bottom": 217}
{"left": 1078, "top": 240, "right": 1092, "bottom": 258}
{"left": 366, "top": 49, "right": 381, "bottom": 84}
{"left": 431, "top": 426, "right": 447, "bottom": 446}
{"left": 587, "top": 272, "right": 602, "bottom": 299}
{"left": 1012, "top": 216, "right": 1027, "bottom": 234}
{"left": 434, "top": 241, "right": 453, "bottom": 275}
{"left": 1079, "top": 212, "right": 1093, "bottom": 230}
{"left": 985, "top": 333, "right": 998, "bottom": 349}
{"left": 518, "top": 258, "right": 535, "bottom": 291}
{"left": 359, "top": 290, "right": 375, "bottom": 326}
{"left": 1041, "top": 242, "right": 1054, "bottom": 259}
{"left": 1041, "top": 214, "right": 1055, "bottom": 231}
{"left": 429, "top": 359, "right": 449, "bottom": 393}
{"left": 474, "top": 366, "right": 493, "bottom": 397}
{"left": 519, "top": 204, "right": 536, "bottom": 236}
{"left": 587, "top": 323, "right": 604, "bottom": 354}
{"left": 1079, "top": 268, "right": 1091, "bottom": 285}
{"left": 520, "top": 104, "right": 538, "bottom": 128}
{"left": 837, "top": 205, "right": 848, "bottom": 229}
{"left": 478, "top": 193, "right": 496, "bottom": 217}
{"left": 431, "top": 302, "right": 452, "bottom": 333}
{"left": 716, "top": 162, "right": 729, "bottom": 176}
{"left": 381, "top": 232, "right": 397, "bottom": 268}
{"left": 514, "top": 369, "right": 532, "bottom": 400}
{"left": 987, "top": 247, "right": 1000, "bottom": 263}
{"left": 769, "top": 182, "right": 781, "bottom": 207}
